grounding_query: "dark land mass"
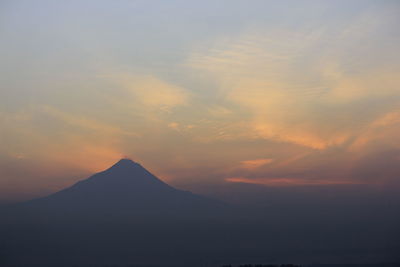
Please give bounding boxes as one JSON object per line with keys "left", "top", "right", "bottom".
{"left": 1, "top": 159, "right": 399, "bottom": 266}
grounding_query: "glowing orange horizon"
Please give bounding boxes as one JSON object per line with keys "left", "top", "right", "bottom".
{"left": 225, "top": 177, "right": 365, "bottom": 187}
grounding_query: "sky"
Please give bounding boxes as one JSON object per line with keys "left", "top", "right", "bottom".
{"left": 1, "top": 0, "right": 400, "bottom": 202}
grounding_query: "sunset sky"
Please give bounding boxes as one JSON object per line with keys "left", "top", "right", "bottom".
{"left": 1, "top": 0, "right": 400, "bottom": 202}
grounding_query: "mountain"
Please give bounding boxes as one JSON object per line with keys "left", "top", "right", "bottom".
{"left": 14, "top": 159, "right": 226, "bottom": 221}
{"left": 0, "top": 159, "right": 235, "bottom": 265}
{"left": 1, "top": 159, "right": 398, "bottom": 266}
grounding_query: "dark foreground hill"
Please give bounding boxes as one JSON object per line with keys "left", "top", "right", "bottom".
{"left": 0, "top": 159, "right": 399, "bottom": 266}
{"left": 8, "top": 159, "right": 226, "bottom": 222}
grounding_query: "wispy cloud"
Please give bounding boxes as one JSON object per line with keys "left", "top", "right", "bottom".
{"left": 226, "top": 177, "right": 363, "bottom": 187}
{"left": 109, "top": 74, "right": 190, "bottom": 112}
{"left": 240, "top": 158, "right": 274, "bottom": 170}
{"left": 188, "top": 11, "right": 400, "bottom": 150}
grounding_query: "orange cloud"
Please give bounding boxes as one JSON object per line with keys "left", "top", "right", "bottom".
{"left": 188, "top": 16, "right": 400, "bottom": 151}
{"left": 1, "top": 106, "right": 128, "bottom": 173}
{"left": 348, "top": 110, "right": 400, "bottom": 152}
{"left": 226, "top": 177, "right": 363, "bottom": 187}
{"left": 240, "top": 158, "right": 274, "bottom": 170}
{"left": 107, "top": 74, "right": 190, "bottom": 113}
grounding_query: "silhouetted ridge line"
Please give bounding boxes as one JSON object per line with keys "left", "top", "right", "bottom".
{"left": 16, "top": 158, "right": 226, "bottom": 220}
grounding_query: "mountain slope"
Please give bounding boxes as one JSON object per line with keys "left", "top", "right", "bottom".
{"left": 18, "top": 159, "right": 225, "bottom": 220}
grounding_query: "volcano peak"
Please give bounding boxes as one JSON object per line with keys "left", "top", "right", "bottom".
{"left": 107, "top": 158, "right": 141, "bottom": 171}
{"left": 115, "top": 158, "right": 138, "bottom": 165}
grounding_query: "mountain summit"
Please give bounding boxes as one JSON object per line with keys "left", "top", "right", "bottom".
{"left": 107, "top": 158, "right": 151, "bottom": 173}
{"left": 22, "top": 159, "right": 224, "bottom": 219}
{"left": 72, "top": 158, "right": 175, "bottom": 192}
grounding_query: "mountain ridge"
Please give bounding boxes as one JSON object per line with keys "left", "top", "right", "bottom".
{"left": 15, "top": 158, "right": 227, "bottom": 221}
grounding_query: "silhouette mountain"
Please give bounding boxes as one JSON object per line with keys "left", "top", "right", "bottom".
{"left": 1, "top": 159, "right": 398, "bottom": 266}
{"left": 18, "top": 159, "right": 225, "bottom": 221}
